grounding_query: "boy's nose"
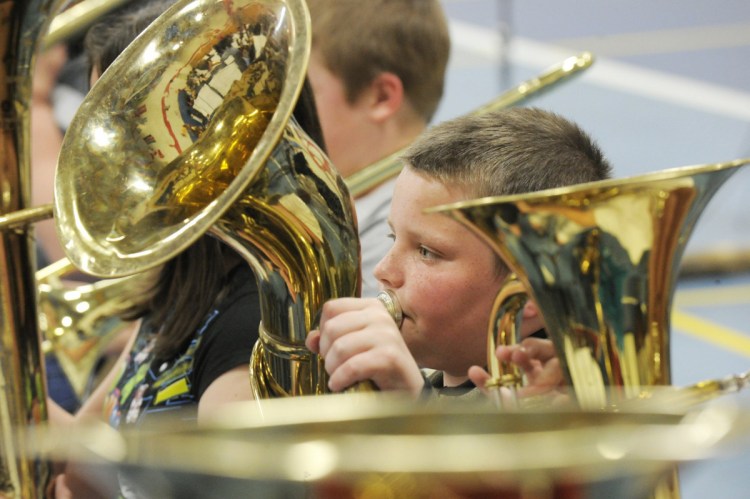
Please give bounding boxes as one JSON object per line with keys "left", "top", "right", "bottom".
{"left": 373, "top": 247, "right": 402, "bottom": 289}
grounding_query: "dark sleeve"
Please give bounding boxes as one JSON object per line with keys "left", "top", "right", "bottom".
{"left": 192, "top": 276, "right": 261, "bottom": 399}
{"left": 419, "top": 370, "right": 440, "bottom": 401}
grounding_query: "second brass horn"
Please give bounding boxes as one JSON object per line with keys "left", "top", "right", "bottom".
{"left": 54, "top": 0, "right": 361, "bottom": 398}
{"left": 432, "top": 158, "right": 750, "bottom": 409}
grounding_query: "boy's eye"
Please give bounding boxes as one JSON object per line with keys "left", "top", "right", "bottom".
{"left": 418, "top": 246, "right": 437, "bottom": 259}
{"left": 386, "top": 232, "right": 395, "bottom": 241}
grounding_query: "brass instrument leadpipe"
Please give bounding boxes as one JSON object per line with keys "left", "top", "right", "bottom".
{"left": 622, "top": 369, "right": 750, "bottom": 413}
{"left": 0, "top": 204, "right": 54, "bottom": 232}
{"left": 376, "top": 289, "right": 403, "bottom": 328}
{"left": 345, "top": 52, "right": 594, "bottom": 198}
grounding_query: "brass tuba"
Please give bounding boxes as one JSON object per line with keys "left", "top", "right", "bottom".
{"left": 431, "top": 158, "right": 750, "bottom": 408}
{"left": 53, "top": 0, "right": 361, "bottom": 399}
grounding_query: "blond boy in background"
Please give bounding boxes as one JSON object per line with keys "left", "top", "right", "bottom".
{"left": 306, "top": 0, "right": 450, "bottom": 296}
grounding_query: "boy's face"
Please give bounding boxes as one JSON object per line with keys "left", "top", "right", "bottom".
{"left": 374, "top": 167, "right": 505, "bottom": 381}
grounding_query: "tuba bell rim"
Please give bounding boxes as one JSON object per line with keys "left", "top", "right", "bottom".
{"left": 425, "top": 157, "right": 750, "bottom": 215}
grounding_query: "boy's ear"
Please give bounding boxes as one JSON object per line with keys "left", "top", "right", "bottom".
{"left": 366, "top": 72, "right": 404, "bottom": 122}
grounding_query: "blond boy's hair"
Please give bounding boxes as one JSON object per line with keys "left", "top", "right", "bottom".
{"left": 307, "top": 0, "right": 450, "bottom": 123}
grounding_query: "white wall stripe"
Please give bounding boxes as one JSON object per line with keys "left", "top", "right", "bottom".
{"left": 449, "top": 20, "right": 750, "bottom": 122}
{"left": 554, "top": 23, "right": 750, "bottom": 57}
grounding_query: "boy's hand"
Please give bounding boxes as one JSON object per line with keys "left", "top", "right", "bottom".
{"left": 468, "top": 338, "right": 569, "bottom": 405}
{"left": 306, "top": 298, "right": 424, "bottom": 396}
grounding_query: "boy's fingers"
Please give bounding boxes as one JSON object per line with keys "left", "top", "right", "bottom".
{"left": 468, "top": 365, "right": 491, "bottom": 393}
{"left": 328, "top": 351, "right": 385, "bottom": 392}
{"left": 318, "top": 301, "right": 397, "bottom": 357}
{"left": 305, "top": 330, "right": 321, "bottom": 354}
{"left": 328, "top": 348, "right": 422, "bottom": 395}
{"left": 509, "top": 348, "right": 538, "bottom": 373}
{"left": 319, "top": 297, "right": 380, "bottom": 324}
{"left": 519, "top": 338, "right": 557, "bottom": 362}
{"left": 320, "top": 328, "right": 376, "bottom": 375}
{"left": 495, "top": 345, "right": 514, "bottom": 362}
{"left": 317, "top": 311, "right": 373, "bottom": 356}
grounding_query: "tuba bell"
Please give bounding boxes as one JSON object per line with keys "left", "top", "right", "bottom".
{"left": 53, "top": 0, "right": 362, "bottom": 399}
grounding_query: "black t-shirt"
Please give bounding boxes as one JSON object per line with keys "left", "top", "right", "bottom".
{"left": 192, "top": 265, "right": 261, "bottom": 398}
{"left": 105, "top": 264, "right": 261, "bottom": 429}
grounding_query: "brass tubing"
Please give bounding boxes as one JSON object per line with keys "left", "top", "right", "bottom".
{"left": 0, "top": 203, "right": 53, "bottom": 231}
{"left": 484, "top": 274, "right": 527, "bottom": 409}
{"left": 43, "top": 0, "right": 132, "bottom": 48}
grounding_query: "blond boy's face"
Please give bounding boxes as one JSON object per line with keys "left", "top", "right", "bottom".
{"left": 307, "top": 49, "right": 369, "bottom": 178}
{"left": 374, "top": 167, "right": 505, "bottom": 381}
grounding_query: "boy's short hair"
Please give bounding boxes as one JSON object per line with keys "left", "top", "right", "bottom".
{"left": 403, "top": 107, "right": 613, "bottom": 198}
{"left": 306, "top": 0, "right": 450, "bottom": 123}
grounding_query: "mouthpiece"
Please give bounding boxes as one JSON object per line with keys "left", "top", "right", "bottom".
{"left": 377, "top": 289, "right": 403, "bottom": 327}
